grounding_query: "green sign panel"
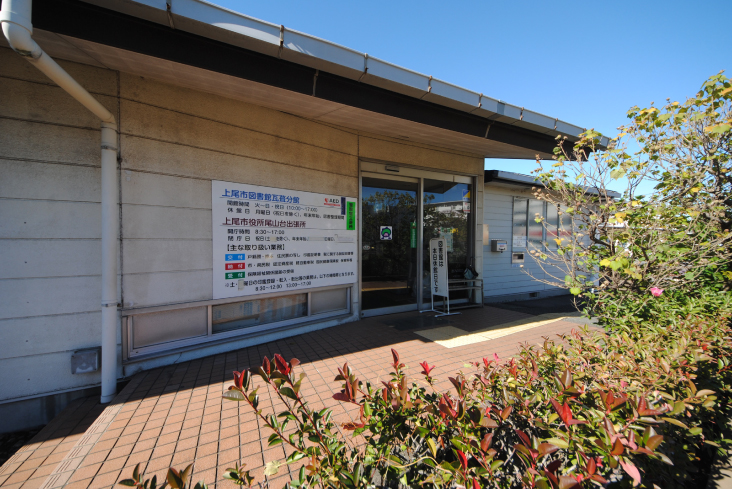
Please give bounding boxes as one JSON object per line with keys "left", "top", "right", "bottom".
{"left": 346, "top": 201, "right": 356, "bottom": 230}
{"left": 410, "top": 222, "right": 417, "bottom": 248}
{"left": 225, "top": 271, "right": 246, "bottom": 280}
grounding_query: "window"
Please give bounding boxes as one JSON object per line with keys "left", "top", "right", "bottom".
{"left": 528, "top": 199, "right": 545, "bottom": 251}
{"left": 546, "top": 204, "right": 559, "bottom": 249}
{"left": 512, "top": 198, "right": 528, "bottom": 250}
{"left": 559, "top": 206, "right": 573, "bottom": 243}
{"left": 514, "top": 198, "right": 564, "bottom": 251}
{"left": 212, "top": 294, "right": 307, "bottom": 334}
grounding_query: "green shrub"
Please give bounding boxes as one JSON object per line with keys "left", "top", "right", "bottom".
{"left": 121, "top": 310, "right": 731, "bottom": 488}
{"left": 528, "top": 73, "right": 732, "bottom": 329}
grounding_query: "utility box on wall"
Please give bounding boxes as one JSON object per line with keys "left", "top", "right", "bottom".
{"left": 490, "top": 239, "right": 507, "bottom": 252}
{"left": 71, "top": 348, "right": 101, "bottom": 374}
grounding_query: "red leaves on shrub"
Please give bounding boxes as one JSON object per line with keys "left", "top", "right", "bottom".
{"left": 500, "top": 405, "right": 513, "bottom": 421}
{"left": 530, "top": 358, "right": 539, "bottom": 381}
{"left": 391, "top": 349, "right": 404, "bottom": 370}
{"left": 341, "top": 420, "right": 365, "bottom": 430}
{"left": 438, "top": 394, "right": 457, "bottom": 419}
{"left": 233, "top": 370, "right": 244, "bottom": 390}
{"left": 335, "top": 363, "right": 352, "bottom": 382}
{"left": 558, "top": 475, "right": 581, "bottom": 489}
{"left": 619, "top": 458, "right": 642, "bottom": 486}
{"left": 455, "top": 449, "right": 468, "bottom": 470}
{"left": 332, "top": 390, "right": 351, "bottom": 402}
{"left": 538, "top": 443, "right": 559, "bottom": 458}
{"left": 550, "top": 399, "right": 587, "bottom": 426}
{"left": 449, "top": 376, "right": 465, "bottom": 397}
{"left": 544, "top": 460, "right": 562, "bottom": 487}
{"left": 600, "top": 389, "right": 627, "bottom": 412}
{"left": 610, "top": 437, "right": 624, "bottom": 456}
{"left": 558, "top": 369, "right": 573, "bottom": 388}
{"left": 273, "top": 354, "right": 290, "bottom": 375}
{"left": 333, "top": 364, "right": 359, "bottom": 404}
{"left": 262, "top": 356, "right": 271, "bottom": 375}
{"left": 419, "top": 361, "right": 435, "bottom": 377}
{"left": 635, "top": 396, "right": 666, "bottom": 416}
{"left": 516, "top": 429, "right": 531, "bottom": 447}
{"left": 480, "top": 433, "right": 493, "bottom": 452}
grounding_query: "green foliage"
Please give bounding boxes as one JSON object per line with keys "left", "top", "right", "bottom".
{"left": 529, "top": 73, "right": 732, "bottom": 328}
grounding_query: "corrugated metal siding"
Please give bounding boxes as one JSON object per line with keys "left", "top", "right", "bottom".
{"left": 482, "top": 185, "right": 565, "bottom": 299}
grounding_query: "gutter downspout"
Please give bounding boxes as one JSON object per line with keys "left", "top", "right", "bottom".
{"left": 1, "top": 0, "right": 119, "bottom": 403}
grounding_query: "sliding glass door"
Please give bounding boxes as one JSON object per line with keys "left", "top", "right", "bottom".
{"left": 360, "top": 167, "right": 474, "bottom": 316}
{"left": 361, "top": 176, "right": 419, "bottom": 311}
{"left": 422, "top": 179, "right": 473, "bottom": 303}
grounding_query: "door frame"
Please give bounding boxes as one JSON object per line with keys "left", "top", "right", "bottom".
{"left": 359, "top": 161, "right": 476, "bottom": 318}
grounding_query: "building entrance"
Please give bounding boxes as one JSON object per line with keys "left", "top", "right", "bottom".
{"left": 360, "top": 164, "right": 476, "bottom": 317}
{"left": 360, "top": 176, "right": 419, "bottom": 312}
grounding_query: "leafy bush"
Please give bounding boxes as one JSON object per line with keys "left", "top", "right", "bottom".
{"left": 121, "top": 310, "right": 731, "bottom": 488}
{"left": 527, "top": 73, "right": 732, "bottom": 329}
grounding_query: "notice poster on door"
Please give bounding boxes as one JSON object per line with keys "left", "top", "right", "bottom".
{"left": 429, "top": 237, "right": 448, "bottom": 297}
{"left": 439, "top": 227, "right": 454, "bottom": 252}
{"left": 212, "top": 180, "right": 358, "bottom": 300}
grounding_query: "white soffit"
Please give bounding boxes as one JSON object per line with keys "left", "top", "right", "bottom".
{"left": 80, "top": 0, "right": 609, "bottom": 147}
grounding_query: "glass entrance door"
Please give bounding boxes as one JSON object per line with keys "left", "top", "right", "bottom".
{"left": 361, "top": 176, "right": 419, "bottom": 312}
{"left": 422, "top": 179, "right": 473, "bottom": 303}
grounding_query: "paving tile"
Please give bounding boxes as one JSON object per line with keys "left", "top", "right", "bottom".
{"left": 67, "top": 462, "right": 102, "bottom": 483}
{"left": 89, "top": 469, "right": 122, "bottom": 488}
{"left": 192, "top": 454, "right": 217, "bottom": 472}
{"left": 150, "top": 442, "right": 176, "bottom": 459}
{"left": 1, "top": 306, "right": 585, "bottom": 489}
{"left": 142, "top": 455, "right": 173, "bottom": 475}
{"left": 4, "top": 469, "right": 36, "bottom": 485}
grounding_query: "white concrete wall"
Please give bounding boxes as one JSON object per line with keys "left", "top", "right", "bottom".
{"left": 482, "top": 184, "right": 566, "bottom": 300}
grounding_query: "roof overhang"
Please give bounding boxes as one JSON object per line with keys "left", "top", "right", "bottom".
{"left": 10, "top": 0, "right": 609, "bottom": 159}
{"left": 485, "top": 170, "right": 621, "bottom": 199}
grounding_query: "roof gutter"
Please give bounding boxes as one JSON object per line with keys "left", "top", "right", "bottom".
{"left": 485, "top": 170, "right": 621, "bottom": 199}
{"left": 1, "top": 0, "right": 120, "bottom": 403}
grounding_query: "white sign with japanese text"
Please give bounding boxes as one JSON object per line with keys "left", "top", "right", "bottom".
{"left": 212, "top": 180, "right": 357, "bottom": 300}
{"left": 429, "top": 237, "right": 448, "bottom": 298}
{"left": 512, "top": 235, "right": 527, "bottom": 249}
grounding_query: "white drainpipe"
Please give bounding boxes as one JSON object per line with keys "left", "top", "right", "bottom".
{"left": 1, "top": 0, "right": 119, "bottom": 403}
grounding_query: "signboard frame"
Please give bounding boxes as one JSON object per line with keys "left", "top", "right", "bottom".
{"left": 212, "top": 180, "right": 358, "bottom": 301}
{"left": 420, "top": 237, "right": 460, "bottom": 317}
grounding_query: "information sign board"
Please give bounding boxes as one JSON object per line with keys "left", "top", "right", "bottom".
{"left": 429, "top": 237, "right": 448, "bottom": 297}
{"left": 512, "top": 235, "right": 527, "bottom": 248}
{"left": 212, "top": 180, "right": 357, "bottom": 300}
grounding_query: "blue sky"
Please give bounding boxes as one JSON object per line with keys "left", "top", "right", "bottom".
{"left": 218, "top": 0, "right": 731, "bottom": 178}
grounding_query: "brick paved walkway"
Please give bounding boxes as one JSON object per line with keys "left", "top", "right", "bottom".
{"left": 0, "top": 304, "right": 591, "bottom": 489}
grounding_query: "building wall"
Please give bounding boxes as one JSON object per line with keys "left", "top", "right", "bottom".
{"left": 0, "top": 46, "right": 484, "bottom": 429}
{"left": 0, "top": 48, "right": 120, "bottom": 420}
{"left": 482, "top": 184, "right": 566, "bottom": 301}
